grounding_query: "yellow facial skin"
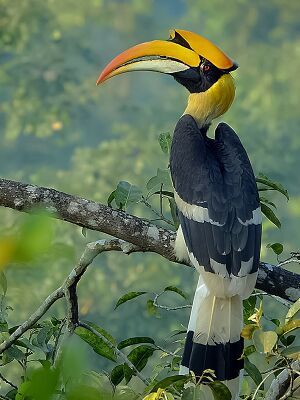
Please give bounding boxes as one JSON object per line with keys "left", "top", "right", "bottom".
{"left": 184, "top": 74, "right": 236, "bottom": 127}
{"left": 96, "top": 29, "right": 237, "bottom": 127}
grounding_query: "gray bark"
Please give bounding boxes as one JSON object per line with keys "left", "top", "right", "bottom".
{"left": 0, "top": 178, "right": 299, "bottom": 302}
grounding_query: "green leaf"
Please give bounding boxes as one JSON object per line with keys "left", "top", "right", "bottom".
{"left": 277, "top": 319, "right": 300, "bottom": 335}
{"left": 150, "top": 375, "right": 189, "bottom": 393}
{"left": 115, "top": 291, "right": 147, "bottom": 309}
{"left": 164, "top": 286, "right": 187, "bottom": 300}
{"left": 253, "top": 330, "right": 278, "bottom": 353}
{"left": 266, "top": 242, "right": 283, "bottom": 255}
{"left": 256, "top": 174, "right": 289, "bottom": 200}
{"left": 107, "top": 190, "right": 116, "bottom": 207}
{"left": 127, "top": 345, "right": 155, "bottom": 370}
{"left": 33, "top": 323, "right": 53, "bottom": 353}
{"left": 5, "top": 345, "right": 25, "bottom": 361}
{"left": 168, "top": 198, "right": 179, "bottom": 229}
{"left": 5, "top": 389, "right": 18, "bottom": 400}
{"left": 81, "top": 227, "right": 87, "bottom": 237}
{"left": 261, "top": 203, "right": 281, "bottom": 228}
{"left": 125, "top": 345, "right": 155, "bottom": 383}
{"left": 280, "top": 335, "right": 296, "bottom": 347}
{"left": 87, "top": 321, "right": 116, "bottom": 345}
{"left": 15, "top": 364, "right": 59, "bottom": 400}
{"left": 114, "top": 181, "right": 142, "bottom": 210}
{"left": 158, "top": 132, "right": 172, "bottom": 154}
{"left": 115, "top": 385, "right": 140, "bottom": 400}
{"left": 242, "top": 345, "right": 256, "bottom": 358}
{"left": 243, "top": 296, "right": 257, "bottom": 325}
{"left": 110, "top": 364, "right": 124, "bottom": 386}
{"left": 146, "top": 169, "right": 171, "bottom": 191}
{"left": 75, "top": 323, "right": 117, "bottom": 362}
{"left": 259, "top": 197, "right": 276, "bottom": 209}
{"left": 123, "top": 364, "right": 133, "bottom": 384}
{"left": 244, "top": 358, "right": 263, "bottom": 387}
{"left": 15, "top": 338, "right": 38, "bottom": 352}
{"left": 281, "top": 345, "right": 300, "bottom": 358}
{"left": 182, "top": 386, "right": 206, "bottom": 399}
{"left": 0, "top": 321, "right": 8, "bottom": 333}
{"left": 147, "top": 299, "right": 158, "bottom": 316}
{"left": 0, "top": 271, "right": 7, "bottom": 296}
{"left": 170, "top": 329, "right": 187, "bottom": 337}
{"left": 285, "top": 298, "right": 300, "bottom": 322}
{"left": 271, "top": 319, "right": 281, "bottom": 327}
{"left": 208, "top": 381, "right": 232, "bottom": 400}
{"left": 117, "top": 336, "right": 155, "bottom": 350}
{"left": 241, "top": 324, "right": 258, "bottom": 340}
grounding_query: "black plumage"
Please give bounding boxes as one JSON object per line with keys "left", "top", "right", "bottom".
{"left": 182, "top": 331, "right": 244, "bottom": 381}
{"left": 170, "top": 114, "right": 261, "bottom": 277}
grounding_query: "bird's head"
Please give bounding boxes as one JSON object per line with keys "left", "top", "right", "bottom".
{"left": 97, "top": 29, "right": 238, "bottom": 126}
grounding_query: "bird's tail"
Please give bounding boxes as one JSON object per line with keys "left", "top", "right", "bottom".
{"left": 180, "top": 276, "right": 243, "bottom": 399}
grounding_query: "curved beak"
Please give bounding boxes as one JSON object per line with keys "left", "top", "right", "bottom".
{"left": 96, "top": 40, "right": 200, "bottom": 85}
{"left": 96, "top": 30, "right": 238, "bottom": 86}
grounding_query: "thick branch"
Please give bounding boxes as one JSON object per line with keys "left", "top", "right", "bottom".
{"left": 0, "top": 178, "right": 299, "bottom": 302}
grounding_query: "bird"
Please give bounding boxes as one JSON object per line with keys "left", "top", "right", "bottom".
{"left": 96, "top": 29, "right": 262, "bottom": 399}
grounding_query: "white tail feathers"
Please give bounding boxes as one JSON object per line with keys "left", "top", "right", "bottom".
{"left": 180, "top": 276, "right": 243, "bottom": 400}
{"left": 187, "top": 276, "right": 243, "bottom": 340}
{"left": 193, "top": 288, "right": 243, "bottom": 345}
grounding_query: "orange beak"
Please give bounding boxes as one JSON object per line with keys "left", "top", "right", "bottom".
{"left": 96, "top": 29, "right": 237, "bottom": 86}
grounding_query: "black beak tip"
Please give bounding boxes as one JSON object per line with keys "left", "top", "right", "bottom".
{"left": 227, "top": 61, "right": 239, "bottom": 72}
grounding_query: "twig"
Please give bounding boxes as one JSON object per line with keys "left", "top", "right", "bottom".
{"left": 288, "top": 380, "right": 300, "bottom": 400}
{"left": 0, "top": 239, "right": 139, "bottom": 355}
{"left": 252, "top": 367, "right": 287, "bottom": 400}
{"left": 0, "top": 287, "right": 64, "bottom": 354}
{"left": 78, "top": 321, "right": 150, "bottom": 386}
{"left": 140, "top": 196, "right": 174, "bottom": 226}
{"left": 51, "top": 319, "right": 66, "bottom": 365}
{"left": 278, "top": 369, "right": 300, "bottom": 400}
{"left": 278, "top": 255, "right": 300, "bottom": 268}
{"left": 154, "top": 344, "right": 178, "bottom": 357}
{"left": 153, "top": 292, "right": 191, "bottom": 311}
{"left": 265, "top": 361, "right": 300, "bottom": 400}
{"left": 251, "top": 292, "right": 292, "bottom": 308}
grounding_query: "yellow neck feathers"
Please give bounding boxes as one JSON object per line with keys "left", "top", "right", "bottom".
{"left": 184, "top": 74, "right": 235, "bottom": 128}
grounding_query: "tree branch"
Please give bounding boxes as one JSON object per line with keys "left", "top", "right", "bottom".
{"left": 0, "top": 178, "right": 299, "bottom": 302}
{"left": 0, "top": 238, "right": 150, "bottom": 387}
{"left": 265, "top": 361, "right": 300, "bottom": 400}
{"left": 0, "top": 287, "right": 64, "bottom": 353}
{"left": 0, "top": 238, "right": 139, "bottom": 354}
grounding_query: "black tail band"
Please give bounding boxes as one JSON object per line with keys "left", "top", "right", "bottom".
{"left": 181, "top": 330, "right": 244, "bottom": 381}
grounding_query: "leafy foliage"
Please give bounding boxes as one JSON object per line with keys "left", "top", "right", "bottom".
{"left": 0, "top": 131, "right": 297, "bottom": 399}
{"left": 0, "top": 0, "right": 299, "bottom": 398}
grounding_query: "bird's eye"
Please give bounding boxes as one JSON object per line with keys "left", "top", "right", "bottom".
{"left": 203, "top": 64, "right": 211, "bottom": 72}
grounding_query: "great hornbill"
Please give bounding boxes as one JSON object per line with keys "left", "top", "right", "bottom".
{"left": 97, "top": 29, "right": 262, "bottom": 399}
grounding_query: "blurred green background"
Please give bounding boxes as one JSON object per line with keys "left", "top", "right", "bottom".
{"left": 0, "top": 0, "right": 299, "bottom": 381}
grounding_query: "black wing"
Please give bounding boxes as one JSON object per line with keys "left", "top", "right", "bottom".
{"left": 170, "top": 115, "right": 261, "bottom": 278}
